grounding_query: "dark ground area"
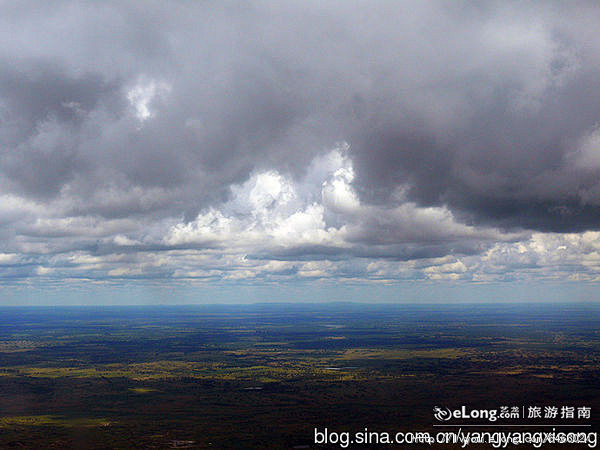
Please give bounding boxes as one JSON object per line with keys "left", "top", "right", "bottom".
{"left": 0, "top": 303, "right": 598, "bottom": 448}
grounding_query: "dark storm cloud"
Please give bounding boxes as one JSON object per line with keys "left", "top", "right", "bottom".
{"left": 248, "top": 242, "right": 483, "bottom": 262}
{"left": 2, "top": 0, "right": 600, "bottom": 249}
{"left": 0, "top": 64, "right": 119, "bottom": 197}
{"left": 351, "top": 72, "right": 600, "bottom": 231}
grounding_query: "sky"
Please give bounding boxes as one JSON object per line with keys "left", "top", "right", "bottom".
{"left": 1, "top": 1, "right": 599, "bottom": 305}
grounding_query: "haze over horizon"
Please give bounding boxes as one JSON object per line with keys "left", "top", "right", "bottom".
{"left": 1, "top": 1, "right": 600, "bottom": 304}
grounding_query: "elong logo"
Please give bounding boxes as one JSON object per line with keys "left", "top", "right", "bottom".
{"left": 434, "top": 406, "right": 499, "bottom": 422}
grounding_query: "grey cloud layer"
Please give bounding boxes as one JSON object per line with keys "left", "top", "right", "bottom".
{"left": 1, "top": 1, "right": 599, "bottom": 285}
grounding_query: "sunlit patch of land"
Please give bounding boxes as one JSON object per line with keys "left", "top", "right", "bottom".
{"left": 338, "top": 347, "right": 472, "bottom": 360}
{"left": 129, "top": 387, "right": 157, "bottom": 394}
{"left": 0, "top": 415, "right": 110, "bottom": 428}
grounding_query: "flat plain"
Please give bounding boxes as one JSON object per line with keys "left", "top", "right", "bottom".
{"left": 0, "top": 303, "right": 598, "bottom": 448}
